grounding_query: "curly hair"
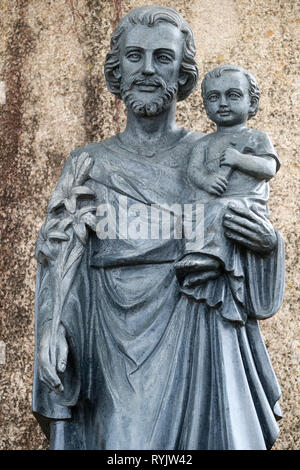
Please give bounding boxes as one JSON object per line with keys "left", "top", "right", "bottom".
{"left": 201, "top": 64, "right": 260, "bottom": 119}
{"left": 104, "top": 6, "right": 198, "bottom": 102}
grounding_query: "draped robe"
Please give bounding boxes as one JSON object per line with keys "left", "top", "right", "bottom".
{"left": 33, "top": 131, "right": 285, "bottom": 450}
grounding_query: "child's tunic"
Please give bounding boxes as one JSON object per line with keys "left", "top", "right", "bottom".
{"left": 182, "top": 128, "right": 280, "bottom": 322}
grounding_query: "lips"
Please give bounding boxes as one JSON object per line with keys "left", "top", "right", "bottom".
{"left": 134, "top": 80, "right": 161, "bottom": 92}
{"left": 218, "top": 110, "right": 231, "bottom": 116}
{"left": 136, "top": 83, "right": 160, "bottom": 92}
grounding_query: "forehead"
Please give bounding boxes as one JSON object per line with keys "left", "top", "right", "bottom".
{"left": 120, "top": 22, "right": 184, "bottom": 53}
{"left": 205, "top": 71, "right": 249, "bottom": 92}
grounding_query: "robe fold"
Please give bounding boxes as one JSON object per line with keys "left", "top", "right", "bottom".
{"left": 33, "top": 131, "right": 285, "bottom": 450}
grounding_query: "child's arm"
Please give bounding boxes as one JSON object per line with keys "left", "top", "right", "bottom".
{"left": 220, "top": 147, "right": 276, "bottom": 181}
{"left": 188, "top": 143, "right": 228, "bottom": 196}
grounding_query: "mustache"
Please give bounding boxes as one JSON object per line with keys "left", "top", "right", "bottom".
{"left": 120, "top": 76, "right": 167, "bottom": 93}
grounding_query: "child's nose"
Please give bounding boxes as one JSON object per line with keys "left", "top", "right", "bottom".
{"left": 219, "top": 95, "right": 228, "bottom": 107}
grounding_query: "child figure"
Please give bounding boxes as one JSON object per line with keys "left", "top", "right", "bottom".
{"left": 177, "top": 65, "right": 280, "bottom": 292}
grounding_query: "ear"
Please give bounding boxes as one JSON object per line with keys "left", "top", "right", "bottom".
{"left": 113, "top": 67, "right": 121, "bottom": 80}
{"left": 249, "top": 97, "right": 258, "bottom": 114}
{"left": 178, "top": 71, "right": 188, "bottom": 87}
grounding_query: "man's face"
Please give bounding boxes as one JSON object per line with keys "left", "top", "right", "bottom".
{"left": 118, "top": 22, "right": 185, "bottom": 116}
{"left": 203, "top": 71, "right": 253, "bottom": 127}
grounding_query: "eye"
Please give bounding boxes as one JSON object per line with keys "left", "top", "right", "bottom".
{"left": 157, "top": 54, "right": 172, "bottom": 63}
{"left": 228, "top": 92, "right": 241, "bottom": 99}
{"left": 127, "top": 52, "right": 141, "bottom": 62}
{"left": 207, "top": 94, "right": 219, "bottom": 102}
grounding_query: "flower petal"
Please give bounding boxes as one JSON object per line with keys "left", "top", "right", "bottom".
{"left": 81, "top": 212, "right": 97, "bottom": 231}
{"left": 74, "top": 152, "right": 94, "bottom": 185}
{"left": 73, "top": 223, "right": 88, "bottom": 245}
{"left": 58, "top": 216, "right": 74, "bottom": 231}
{"left": 61, "top": 172, "right": 75, "bottom": 194}
{"left": 35, "top": 240, "right": 56, "bottom": 262}
{"left": 48, "top": 230, "right": 70, "bottom": 241}
{"left": 72, "top": 185, "right": 95, "bottom": 197}
{"left": 64, "top": 195, "right": 77, "bottom": 213}
{"left": 77, "top": 205, "right": 97, "bottom": 217}
{"left": 48, "top": 190, "right": 65, "bottom": 212}
{"left": 40, "top": 218, "right": 59, "bottom": 238}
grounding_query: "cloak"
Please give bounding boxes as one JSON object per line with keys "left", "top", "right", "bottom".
{"left": 33, "top": 131, "right": 285, "bottom": 450}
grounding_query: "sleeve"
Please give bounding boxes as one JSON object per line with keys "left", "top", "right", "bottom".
{"left": 245, "top": 130, "right": 280, "bottom": 172}
{"left": 33, "top": 247, "right": 91, "bottom": 438}
{"left": 244, "top": 230, "right": 285, "bottom": 319}
{"left": 176, "top": 230, "right": 285, "bottom": 325}
{"left": 35, "top": 154, "right": 74, "bottom": 327}
{"left": 32, "top": 151, "right": 94, "bottom": 436}
{"left": 33, "top": 154, "right": 75, "bottom": 437}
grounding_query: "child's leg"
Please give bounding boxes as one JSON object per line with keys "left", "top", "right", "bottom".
{"left": 175, "top": 253, "right": 221, "bottom": 287}
{"left": 175, "top": 252, "right": 220, "bottom": 273}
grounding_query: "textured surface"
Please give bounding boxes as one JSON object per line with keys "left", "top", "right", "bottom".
{"left": 0, "top": 0, "right": 299, "bottom": 450}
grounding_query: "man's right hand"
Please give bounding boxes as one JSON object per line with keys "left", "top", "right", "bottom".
{"left": 38, "top": 321, "right": 68, "bottom": 394}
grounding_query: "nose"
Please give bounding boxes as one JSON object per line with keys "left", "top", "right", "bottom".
{"left": 219, "top": 94, "right": 229, "bottom": 108}
{"left": 142, "top": 52, "right": 155, "bottom": 75}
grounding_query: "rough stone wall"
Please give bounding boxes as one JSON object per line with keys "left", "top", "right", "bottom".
{"left": 0, "top": 0, "right": 299, "bottom": 450}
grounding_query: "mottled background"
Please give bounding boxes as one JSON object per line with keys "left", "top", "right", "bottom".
{"left": 0, "top": 0, "right": 299, "bottom": 450}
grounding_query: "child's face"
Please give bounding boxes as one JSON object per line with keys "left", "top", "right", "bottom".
{"left": 203, "top": 71, "right": 254, "bottom": 127}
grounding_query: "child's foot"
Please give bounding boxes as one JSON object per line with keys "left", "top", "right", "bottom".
{"left": 175, "top": 253, "right": 220, "bottom": 274}
{"left": 175, "top": 253, "right": 222, "bottom": 287}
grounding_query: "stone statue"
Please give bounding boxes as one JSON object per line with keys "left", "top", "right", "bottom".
{"left": 33, "top": 6, "right": 285, "bottom": 450}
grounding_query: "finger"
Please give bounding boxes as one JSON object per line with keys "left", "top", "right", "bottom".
{"left": 224, "top": 230, "right": 266, "bottom": 253}
{"left": 41, "top": 364, "right": 63, "bottom": 393}
{"left": 39, "top": 344, "right": 64, "bottom": 392}
{"left": 223, "top": 221, "right": 259, "bottom": 241}
{"left": 216, "top": 176, "right": 228, "bottom": 185}
{"left": 207, "top": 186, "right": 222, "bottom": 195}
{"left": 57, "top": 334, "right": 68, "bottom": 374}
{"left": 212, "top": 182, "right": 226, "bottom": 191}
{"left": 223, "top": 214, "right": 261, "bottom": 233}
{"left": 41, "top": 375, "right": 63, "bottom": 394}
{"left": 215, "top": 180, "right": 227, "bottom": 190}
{"left": 211, "top": 184, "right": 226, "bottom": 194}
{"left": 226, "top": 203, "right": 262, "bottom": 223}
{"left": 210, "top": 188, "right": 224, "bottom": 196}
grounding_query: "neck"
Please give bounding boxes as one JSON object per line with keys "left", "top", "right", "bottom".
{"left": 216, "top": 122, "right": 247, "bottom": 134}
{"left": 121, "top": 101, "right": 181, "bottom": 148}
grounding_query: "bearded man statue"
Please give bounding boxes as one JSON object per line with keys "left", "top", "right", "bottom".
{"left": 33, "top": 6, "right": 284, "bottom": 450}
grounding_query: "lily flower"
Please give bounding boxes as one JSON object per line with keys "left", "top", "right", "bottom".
{"left": 36, "top": 218, "right": 70, "bottom": 262}
{"left": 58, "top": 206, "right": 97, "bottom": 245}
{"left": 48, "top": 152, "right": 95, "bottom": 214}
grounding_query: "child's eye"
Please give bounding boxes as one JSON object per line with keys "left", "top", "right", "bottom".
{"left": 207, "top": 94, "right": 219, "bottom": 102}
{"left": 228, "top": 92, "right": 241, "bottom": 99}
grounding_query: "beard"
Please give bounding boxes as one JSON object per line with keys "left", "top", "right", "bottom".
{"left": 120, "top": 76, "right": 178, "bottom": 117}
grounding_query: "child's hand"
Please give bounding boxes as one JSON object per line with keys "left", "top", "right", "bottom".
{"left": 201, "top": 173, "right": 228, "bottom": 196}
{"left": 220, "top": 147, "right": 241, "bottom": 169}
